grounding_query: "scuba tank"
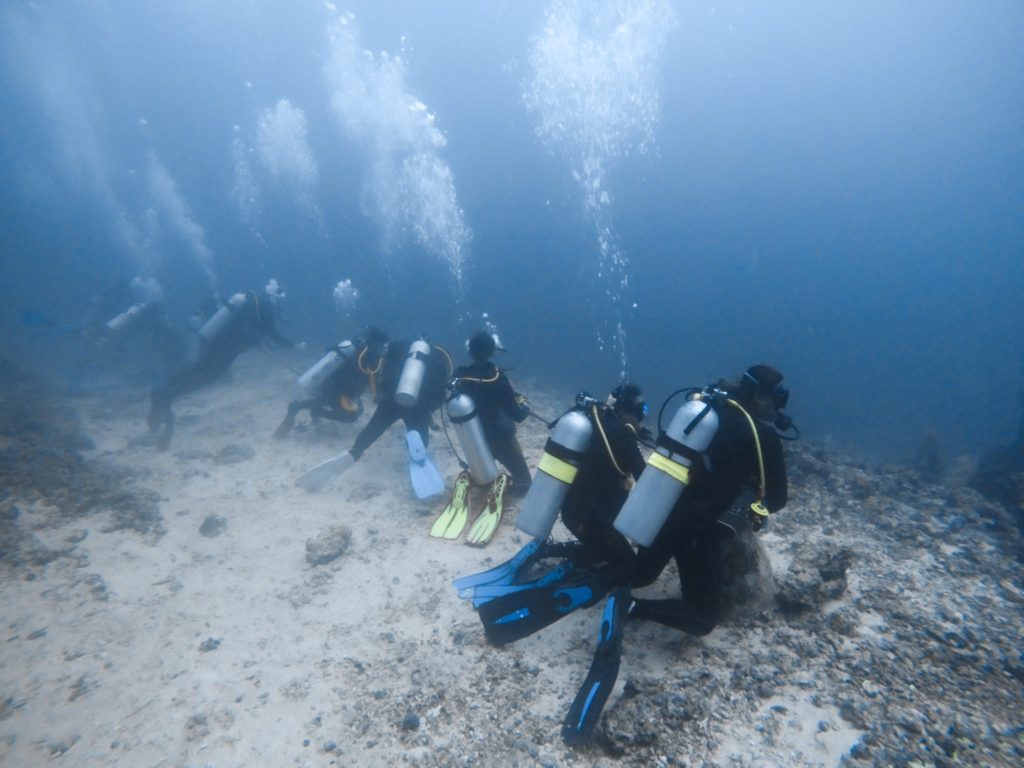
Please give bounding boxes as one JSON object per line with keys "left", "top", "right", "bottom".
{"left": 198, "top": 293, "right": 247, "bottom": 343}
{"left": 297, "top": 340, "right": 356, "bottom": 399}
{"left": 447, "top": 393, "right": 499, "bottom": 486}
{"left": 613, "top": 394, "right": 720, "bottom": 547}
{"left": 515, "top": 407, "right": 593, "bottom": 540}
{"left": 395, "top": 339, "right": 432, "bottom": 407}
{"left": 105, "top": 302, "right": 147, "bottom": 334}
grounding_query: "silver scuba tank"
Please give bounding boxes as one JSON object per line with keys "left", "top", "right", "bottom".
{"left": 198, "top": 293, "right": 247, "bottom": 343}
{"left": 515, "top": 409, "right": 593, "bottom": 540}
{"left": 105, "top": 302, "right": 147, "bottom": 334}
{"left": 613, "top": 396, "right": 720, "bottom": 547}
{"left": 394, "top": 339, "right": 432, "bottom": 407}
{"left": 297, "top": 340, "right": 356, "bottom": 399}
{"left": 447, "top": 393, "right": 499, "bottom": 486}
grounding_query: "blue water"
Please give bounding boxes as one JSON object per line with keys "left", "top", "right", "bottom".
{"left": 1, "top": 1, "right": 1021, "bottom": 461}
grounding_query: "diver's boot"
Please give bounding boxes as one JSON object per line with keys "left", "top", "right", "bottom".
{"left": 273, "top": 403, "right": 300, "bottom": 440}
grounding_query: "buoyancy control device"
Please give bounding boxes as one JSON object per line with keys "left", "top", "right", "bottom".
{"left": 395, "top": 339, "right": 432, "bottom": 407}
{"left": 446, "top": 393, "right": 499, "bottom": 486}
{"left": 515, "top": 403, "right": 594, "bottom": 540}
{"left": 297, "top": 340, "right": 356, "bottom": 399}
{"left": 613, "top": 392, "right": 720, "bottom": 547}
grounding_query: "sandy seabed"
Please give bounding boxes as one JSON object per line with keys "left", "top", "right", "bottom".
{"left": 2, "top": 355, "right": 1022, "bottom": 767}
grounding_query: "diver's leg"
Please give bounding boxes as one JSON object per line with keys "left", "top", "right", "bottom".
{"left": 349, "top": 403, "right": 398, "bottom": 461}
{"left": 400, "top": 407, "right": 433, "bottom": 446}
{"left": 629, "top": 534, "right": 721, "bottom": 636}
{"left": 489, "top": 434, "right": 532, "bottom": 497}
{"left": 274, "top": 399, "right": 313, "bottom": 439}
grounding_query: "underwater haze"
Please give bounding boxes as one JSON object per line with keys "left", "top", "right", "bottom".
{"left": 1, "top": 0, "right": 1022, "bottom": 462}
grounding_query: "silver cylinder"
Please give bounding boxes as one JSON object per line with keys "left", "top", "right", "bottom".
{"left": 448, "top": 393, "right": 499, "bottom": 486}
{"left": 614, "top": 397, "right": 719, "bottom": 547}
{"left": 394, "top": 340, "right": 431, "bottom": 407}
{"left": 296, "top": 340, "right": 355, "bottom": 399}
{"left": 515, "top": 409, "right": 593, "bottom": 540}
{"left": 198, "top": 293, "right": 246, "bottom": 343}
{"left": 105, "top": 302, "right": 147, "bottom": 334}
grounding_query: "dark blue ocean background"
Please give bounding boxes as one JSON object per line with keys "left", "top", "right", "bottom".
{"left": 1, "top": 1, "right": 1021, "bottom": 462}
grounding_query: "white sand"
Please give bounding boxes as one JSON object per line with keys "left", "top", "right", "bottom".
{"left": 1, "top": 355, "right": 862, "bottom": 767}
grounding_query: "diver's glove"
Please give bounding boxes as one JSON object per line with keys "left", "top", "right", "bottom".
{"left": 514, "top": 393, "right": 529, "bottom": 409}
{"left": 748, "top": 501, "right": 770, "bottom": 532}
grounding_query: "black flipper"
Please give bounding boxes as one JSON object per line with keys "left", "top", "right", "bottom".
{"left": 561, "top": 587, "right": 632, "bottom": 745}
{"left": 477, "top": 566, "right": 612, "bottom": 646}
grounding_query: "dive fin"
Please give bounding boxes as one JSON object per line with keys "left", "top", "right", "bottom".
{"left": 407, "top": 430, "right": 445, "bottom": 499}
{"left": 296, "top": 450, "right": 355, "bottom": 491}
{"left": 476, "top": 566, "right": 611, "bottom": 646}
{"left": 465, "top": 473, "right": 510, "bottom": 547}
{"left": 561, "top": 587, "right": 632, "bottom": 745}
{"left": 430, "top": 471, "right": 471, "bottom": 539}
{"left": 452, "top": 538, "right": 545, "bottom": 597}
{"left": 469, "top": 560, "right": 574, "bottom": 608}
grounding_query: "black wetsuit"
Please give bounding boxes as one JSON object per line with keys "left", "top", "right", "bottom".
{"left": 348, "top": 341, "right": 448, "bottom": 461}
{"left": 560, "top": 406, "right": 646, "bottom": 567}
{"left": 451, "top": 360, "right": 531, "bottom": 491}
{"left": 149, "top": 291, "right": 291, "bottom": 447}
{"left": 630, "top": 398, "right": 787, "bottom": 635}
{"left": 274, "top": 344, "right": 379, "bottom": 437}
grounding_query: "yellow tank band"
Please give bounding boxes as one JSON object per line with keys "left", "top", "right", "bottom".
{"left": 538, "top": 453, "right": 578, "bottom": 484}
{"left": 750, "top": 501, "right": 770, "bottom": 517}
{"left": 649, "top": 451, "right": 691, "bottom": 485}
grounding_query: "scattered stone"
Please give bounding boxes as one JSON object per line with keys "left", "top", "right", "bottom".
{"left": 401, "top": 709, "right": 420, "bottom": 731}
{"left": 213, "top": 443, "right": 256, "bottom": 465}
{"left": 199, "top": 515, "right": 227, "bottom": 537}
{"left": 306, "top": 525, "right": 352, "bottom": 566}
{"left": 199, "top": 637, "right": 221, "bottom": 653}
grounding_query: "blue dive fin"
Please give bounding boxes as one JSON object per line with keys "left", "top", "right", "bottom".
{"left": 453, "top": 539, "right": 544, "bottom": 598}
{"left": 477, "top": 567, "right": 612, "bottom": 646}
{"left": 561, "top": 587, "right": 632, "bottom": 745}
{"left": 406, "top": 430, "right": 444, "bottom": 499}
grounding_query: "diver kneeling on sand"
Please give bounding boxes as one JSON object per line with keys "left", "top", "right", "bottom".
{"left": 295, "top": 335, "right": 453, "bottom": 500}
{"left": 456, "top": 365, "right": 796, "bottom": 744}
{"left": 148, "top": 280, "right": 296, "bottom": 451}
{"left": 273, "top": 327, "right": 389, "bottom": 439}
{"left": 429, "top": 330, "right": 533, "bottom": 546}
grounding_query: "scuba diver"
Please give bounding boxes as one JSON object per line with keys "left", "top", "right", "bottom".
{"left": 454, "top": 364, "right": 794, "bottom": 745}
{"left": 458, "top": 383, "right": 650, "bottom": 637}
{"left": 430, "top": 331, "right": 532, "bottom": 546}
{"left": 148, "top": 281, "right": 295, "bottom": 450}
{"left": 451, "top": 330, "right": 532, "bottom": 493}
{"left": 620, "top": 364, "right": 790, "bottom": 636}
{"left": 295, "top": 337, "right": 453, "bottom": 499}
{"left": 557, "top": 383, "right": 650, "bottom": 566}
{"left": 273, "top": 327, "right": 389, "bottom": 439}
{"left": 97, "top": 277, "right": 183, "bottom": 374}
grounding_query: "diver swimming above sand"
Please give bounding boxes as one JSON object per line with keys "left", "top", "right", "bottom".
{"left": 96, "top": 277, "right": 183, "bottom": 374}
{"left": 296, "top": 336, "right": 452, "bottom": 499}
{"left": 147, "top": 281, "right": 296, "bottom": 451}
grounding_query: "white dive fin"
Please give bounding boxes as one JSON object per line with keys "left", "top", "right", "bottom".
{"left": 296, "top": 450, "right": 355, "bottom": 492}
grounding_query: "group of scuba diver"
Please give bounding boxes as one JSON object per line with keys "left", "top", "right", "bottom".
{"left": 96, "top": 277, "right": 800, "bottom": 745}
